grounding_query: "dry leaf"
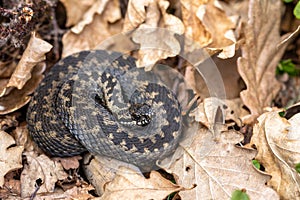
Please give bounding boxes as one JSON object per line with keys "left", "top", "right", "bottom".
{"left": 189, "top": 97, "right": 226, "bottom": 131}
{"left": 0, "top": 32, "right": 48, "bottom": 115}
{"left": 191, "top": 97, "right": 249, "bottom": 128}
{"left": 6, "top": 32, "right": 52, "bottom": 90}
{"left": 125, "top": 0, "right": 184, "bottom": 70}
{"left": 62, "top": 0, "right": 122, "bottom": 57}
{"left": 0, "top": 131, "right": 24, "bottom": 187}
{"left": 7, "top": 185, "right": 95, "bottom": 200}
{"left": 237, "top": 0, "right": 289, "bottom": 120}
{"left": 159, "top": 127, "right": 279, "bottom": 199}
{"left": 180, "top": 0, "right": 236, "bottom": 58}
{"left": 53, "top": 156, "right": 82, "bottom": 170}
{"left": 59, "top": 0, "right": 97, "bottom": 27}
{"left": 0, "top": 63, "right": 45, "bottom": 115}
{"left": 0, "top": 114, "right": 18, "bottom": 130}
{"left": 251, "top": 111, "right": 300, "bottom": 199}
{"left": 83, "top": 154, "right": 141, "bottom": 196}
{"left": 99, "top": 166, "right": 183, "bottom": 200}
{"left": 20, "top": 152, "right": 68, "bottom": 198}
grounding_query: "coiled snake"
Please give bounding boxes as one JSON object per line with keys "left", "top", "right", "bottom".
{"left": 27, "top": 50, "right": 182, "bottom": 170}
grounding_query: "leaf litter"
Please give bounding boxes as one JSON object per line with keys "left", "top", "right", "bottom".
{"left": 0, "top": 0, "right": 299, "bottom": 199}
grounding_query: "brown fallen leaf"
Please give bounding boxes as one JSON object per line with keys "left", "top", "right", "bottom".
{"left": 59, "top": 0, "right": 97, "bottom": 27}
{"left": 20, "top": 152, "right": 68, "bottom": 198}
{"left": 6, "top": 185, "right": 95, "bottom": 200}
{"left": 125, "top": 0, "right": 184, "bottom": 70}
{"left": 180, "top": 0, "right": 236, "bottom": 58}
{"left": 237, "top": 0, "right": 289, "bottom": 121}
{"left": 52, "top": 156, "right": 82, "bottom": 171}
{"left": 251, "top": 111, "right": 300, "bottom": 199}
{"left": 159, "top": 126, "right": 279, "bottom": 199}
{"left": 62, "top": 0, "right": 123, "bottom": 57}
{"left": 0, "top": 62, "right": 45, "bottom": 115}
{"left": 83, "top": 154, "right": 142, "bottom": 196}
{"left": 0, "top": 131, "right": 24, "bottom": 187}
{"left": 189, "top": 97, "right": 226, "bottom": 131}
{"left": 99, "top": 166, "right": 184, "bottom": 200}
{"left": 6, "top": 32, "right": 52, "bottom": 90}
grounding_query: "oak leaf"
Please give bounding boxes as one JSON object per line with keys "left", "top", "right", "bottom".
{"left": 159, "top": 127, "right": 279, "bottom": 199}
{"left": 20, "top": 152, "right": 68, "bottom": 198}
{"left": 237, "top": 0, "right": 289, "bottom": 120}
{"left": 251, "top": 111, "right": 300, "bottom": 199}
{"left": 180, "top": 0, "right": 236, "bottom": 58}
{"left": 62, "top": 0, "right": 123, "bottom": 57}
{"left": 99, "top": 167, "right": 183, "bottom": 200}
{"left": 125, "top": 0, "right": 184, "bottom": 70}
{"left": 0, "top": 131, "right": 24, "bottom": 187}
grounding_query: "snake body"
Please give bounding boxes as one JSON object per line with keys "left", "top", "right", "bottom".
{"left": 26, "top": 50, "right": 182, "bottom": 170}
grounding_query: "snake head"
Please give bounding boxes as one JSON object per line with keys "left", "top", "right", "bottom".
{"left": 129, "top": 103, "right": 153, "bottom": 127}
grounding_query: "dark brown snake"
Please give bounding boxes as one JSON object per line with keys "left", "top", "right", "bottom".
{"left": 26, "top": 50, "right": 182, "bottom": 170}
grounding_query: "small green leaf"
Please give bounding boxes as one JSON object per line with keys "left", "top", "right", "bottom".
{"left": 276, "top": 59, "right": 300, "bottom": 76}
{"left": 252, "top": 160, "right": 261, "bottom": 169}
{"left": 283, "top": 0, "right": 293, "bottom": 3}
{"left": 294, "top": 1, "right": 300, "bottom": 19}
{"left": 295, "top": 163, "right": 300, "bottom": 173}
{"left": 278, "top": 111, "right": 286, "bottom": 117}
{"left": 231, "top": 189, "right": 250, "bottom": 200}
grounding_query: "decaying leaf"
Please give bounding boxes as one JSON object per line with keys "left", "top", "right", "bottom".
{"left": 180, "top": 0, "right": 236, "bottom": 58}
{"left": 190, "top": 97, "right": 226, "bottom": 131}
{"left": 20, "top": 152, "right": 68, "bottom": 198}
{"left": 190, "top": 97, "right": 249, "bottom": 130}
{"left": 125, "top": 0, "right": 184, "bottom": 70}
{"left": 53, "top": 156, "right": 81, "bottom": 170}
{"left": 237, "top": 0, "right": 289, "bottom": 121}
{"left": 62, "top": 0, "right": 123, "bottom": 57}
{"left": 6, "top": 32, "right": 52, "bottom": 90}
{"left": 0, "top": 63, "right": 45, "bottom": 115}
{"left": 6, "top": 185, "right": 95, "bottom": 200}
{"left": 251, "top": 111, "right": 300, "bottom": 199}
{"left": 0, "top": 131, "right": 24, "bottom": 187}
{"left": 83, "top": 154, "right": 141, "bottom": 196}
{"left": 59, "top": 0, "right": 97, "bottom": 27}
{"left": 0, "top": 32, "right": 48, "bottom": 115}
{"left": 159, "top": 127, "right": 279, "bottom": 200}
{"left": 99, "top": 166, "right": 183, "bottom": 200}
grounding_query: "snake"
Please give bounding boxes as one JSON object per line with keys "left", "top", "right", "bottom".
{"left": 26, "top": 50, "right": 182, "bottom": 171}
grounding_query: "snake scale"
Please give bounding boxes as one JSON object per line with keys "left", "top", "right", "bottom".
{"left": 27, "top": 50, "right": 182, "bottom": 170}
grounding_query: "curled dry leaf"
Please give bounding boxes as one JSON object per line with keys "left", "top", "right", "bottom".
{"left": 0, "top": 63, "right": 45, "bottom": 115}
{"left": 59, "top": 0, "right": 97, "bottom": 27}
{"left": 52, "top": 156, "right": 82, "bottom": 170}
{"left": 0, "top": 131, "right": 24, "bottom": 187}
{"left": 20, "top": 152, "right": 68, "bottom": 198}
{"left": 7, "top": 185, "right": 95, "bottom": 200}
{"left": 0, "top": 32, "right": 49, "bottom": 115}
{"left": 189, "top": 97, "right": 226, "bottom": 131}
{"left": 180, "top": 0, "right": 236, "bottom": 58}
{"left": 83, "top": 154, "right": 141, "bottom": 196}
{"left": 251, "top": 111, "right": 300, "bottom": 199}
{"left": 125, "top": 0, "right": 184, "bottom": 70}
{"left": 237, "top": 0, "right": 289, "bottom": 121}
{"left": 159, "top": 127, "right": 279, "bottom": 200}
{"left": 190, "top": 97, "right": 249, "bottom": 130}
{"left": 62, "top": 0, "right": 123, "bottom": 57}
{"left": 6, "top": 32, "right": 52, "bottom": 90}
{"left": 99, "top": 166, "right": 183, "bottom": 200}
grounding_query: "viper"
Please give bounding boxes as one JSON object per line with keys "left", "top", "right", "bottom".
{"left": 26, "top": 50, "right": 182, "bottom": 171}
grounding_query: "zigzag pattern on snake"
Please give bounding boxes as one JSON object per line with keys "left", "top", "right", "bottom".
{"left": 26, "top": 50, "right": 182, "bottom": 170}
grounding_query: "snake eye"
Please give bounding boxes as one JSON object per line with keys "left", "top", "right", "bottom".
{"left": 129, "top": 103, "right": 153, "bottom": 127}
